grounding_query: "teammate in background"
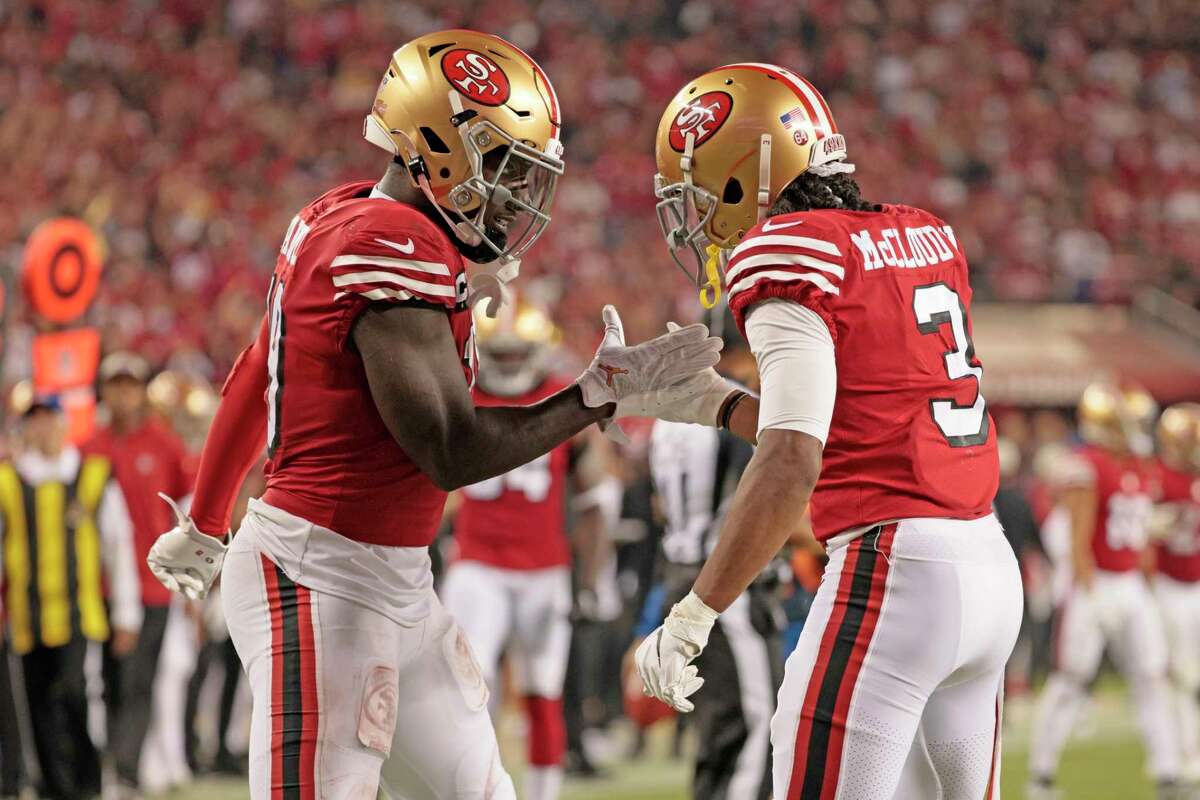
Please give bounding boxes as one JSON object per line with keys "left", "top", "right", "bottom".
{"left": 440, "top": 298, "right": 614, "bottom": 800}
{"left": 632, "top": 63, "right": 1024, "bottom": 799}
{"left": 144, "top": 30, "right": 721, "bottom": 799}
{"left": 646, "top": 312, "right": 783, "bottom": 800}
{"left": 1150, "top": 403, "right": 1200, "bottom": 780}
{"left": 1027, "top": 383, "right": 1181, "bottom": 799}
{"left": 85, "top": 353, "right": 195, "bottom": 797}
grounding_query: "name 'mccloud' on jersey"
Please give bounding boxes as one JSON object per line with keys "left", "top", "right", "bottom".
{"left": 723, "top": 203, "right": 999, "bottom": 541}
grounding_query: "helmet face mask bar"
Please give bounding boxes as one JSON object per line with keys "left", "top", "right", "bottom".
{"left": 654, "top": 171, "right": 718, "bottom": 287}
{"left": 449, "top": 113, "right": 563, "bottom": 266}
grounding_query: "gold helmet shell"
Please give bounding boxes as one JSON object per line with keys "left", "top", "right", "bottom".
{"left": 654, "top": 63, "right": 848, "bottom": 284}
{"left": 473, "top": 290, "right": 560, "bottom": 397}
{"left": 364, "top": 30, "right": 564, "bottom": 265}
{"left": 1078, "top": 380, "right": 1158, "bottom": 457}
{"left": 1158, "top": 402, "right": 1200, "bottom": 471}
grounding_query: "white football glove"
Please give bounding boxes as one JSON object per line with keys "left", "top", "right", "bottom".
{"left": 146, "top": 493, "right": 227, "bottom": 601}
{"left": 616, "top": 322, "right": 742, "bottom": 426}
{"left": 578, "top": 306, "right": 722, "bottom": 411}
{"left": 634, "top": 591, "right": 719, "bottom": 713}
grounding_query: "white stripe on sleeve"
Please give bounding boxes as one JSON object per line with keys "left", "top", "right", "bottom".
{"left": 726, "top": 252, "right": 844, "bottom": 286}
{"left": 354, "top": 286, "right": 414, "bottom": 303}
{"left": 731, "top": 234, "right": 841, "bottom": 259}
{"left": 330, "top": 254, "right": 450, "bottom": 275}
{"left": 727, "top": 269, "right": 840, "bottom": 300}
{"left": 333, "top": 271, "right": 455, "bottom": 297}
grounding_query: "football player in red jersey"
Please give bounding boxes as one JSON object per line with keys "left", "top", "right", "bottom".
{"left": 630, "top": 63, "right": 1023, "bottom": 799}
{"left": 1027, "top": 382, "right": 1181, "bottom": 799}
{"left": 142, "top": 30, "right": 721, "bottom": 800}
{"left": 440, "top": 298, "right": 614, "bottom": 800}
{"left": 1151, "top": 404, "right": 1200, "bottom": 780}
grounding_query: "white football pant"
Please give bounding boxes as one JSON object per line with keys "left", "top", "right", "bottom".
{"left": 440, "top": 561, "right": 571, "bottom": 800}
{"left": 1155, "top": 575, "right": 1200, "bottom": 777}
{"left": 1029, "top": 569, "right": 1178, "bottom": 782}
{"left": 222, "top": 516, "right": 514, "bottom": 800}
{"left": 771, "top": 515, "right": 1022, "bottom": 800}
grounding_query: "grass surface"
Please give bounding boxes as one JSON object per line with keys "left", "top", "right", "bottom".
{"left": 175, "top": 685, "right": 1152, "bottom": 800}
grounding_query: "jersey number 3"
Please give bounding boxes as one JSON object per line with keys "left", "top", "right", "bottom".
{"left": 912, "top": 282, "right": 989, "bottom": 447}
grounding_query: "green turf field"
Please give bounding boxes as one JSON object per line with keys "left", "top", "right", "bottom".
{"left": 177, "top": 686, "right": 1153, "bottom": 800}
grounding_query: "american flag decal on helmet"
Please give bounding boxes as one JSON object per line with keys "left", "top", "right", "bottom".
{"left": 779, "top": 107, "right": 806, "bottom": 128}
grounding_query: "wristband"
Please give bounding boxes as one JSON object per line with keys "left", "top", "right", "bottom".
{"left": 718, "top": 390, "right": 750, "bottom": 430}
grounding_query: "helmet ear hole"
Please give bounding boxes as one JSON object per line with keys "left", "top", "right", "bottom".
{"left": 420, "top": 126, "right": 451, "bottom": 154}
{"left": 722, "top": 178, "right": 744, "bottom": 204}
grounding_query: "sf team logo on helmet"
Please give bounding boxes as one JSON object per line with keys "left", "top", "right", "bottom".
{"left": 441, "top": 49, "right": 511, "bottom": 106}
{"left": 668, "top": 91, "right": 732, "bottom": 152}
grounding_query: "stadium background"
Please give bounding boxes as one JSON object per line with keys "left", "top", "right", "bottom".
{"left": 1, "top": 0, "right": 1199, "bottom": 798}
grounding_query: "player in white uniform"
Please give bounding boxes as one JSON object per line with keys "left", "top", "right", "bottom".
{"left": 1150, "top": 404, "right": 1200, "bottom": 779}
{"left": 1027, "top": 383, "right": 1182, "bottom": 800}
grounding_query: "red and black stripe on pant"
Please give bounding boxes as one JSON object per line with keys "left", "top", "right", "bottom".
{"left": 263, "top": 555, "right": 319, "bottom": 800}
{"left": 784, "top": 524, "right": 894, "bottom": 800}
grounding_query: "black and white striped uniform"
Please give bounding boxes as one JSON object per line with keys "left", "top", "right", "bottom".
{"left": 649, "top": 420, "right": 783, "bottom": 800}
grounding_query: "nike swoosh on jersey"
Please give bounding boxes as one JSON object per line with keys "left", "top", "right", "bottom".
{"left": 374, "top": 237, "right": 416, "bottom": 254}
{"left": 761, "top": 219, "right": 804, "bottom": 232}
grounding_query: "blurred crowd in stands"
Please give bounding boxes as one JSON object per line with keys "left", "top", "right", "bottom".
{"left": 2, "top": 0, "right": 1199, "bottom": 383}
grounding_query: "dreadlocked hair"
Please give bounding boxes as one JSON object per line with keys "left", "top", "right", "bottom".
{"left": 768, "top": 171, "right": 881, "bottom": 216}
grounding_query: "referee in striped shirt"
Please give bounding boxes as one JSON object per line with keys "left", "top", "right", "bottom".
{"left": 0, "top": 396, "right": 141, "bottom": 800}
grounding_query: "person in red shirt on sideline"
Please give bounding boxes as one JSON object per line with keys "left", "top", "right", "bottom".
{"left": 85, "top": 352, "right": 194, "bottom": 795}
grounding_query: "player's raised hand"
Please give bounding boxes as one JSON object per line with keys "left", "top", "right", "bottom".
{"left": 146, "top": 493, "right": 227, "bottom": 601}
{"left": 577, "top": 306, "right": 723, "bottom": 410}
{"left": 615, "top": 321, "right": 744, "bottom": 425}
{"left": 634, "top": 591, "right": 718, "bottom": 713}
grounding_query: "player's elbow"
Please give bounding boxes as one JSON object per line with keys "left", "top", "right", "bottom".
{"left": 422, "top": 445, "right": 485, "bottom": 492}
{"left": 757, "top": 428, "right": 823, "bottom": 496}
{"left": 424, "top": 458, "right": 467, "bottom": 492}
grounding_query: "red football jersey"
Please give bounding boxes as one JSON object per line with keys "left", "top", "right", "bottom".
{"left": 258, "top": 181, "right": 475, "bottom": 547}
{"left": 726, "top": 204, "right": 998, "bottom": 541}
{"left": 1062, "top": 445, "right": 1158, "bottom": 573}
{"left": 453, "top": 378, "right": 573, "bottom": 570}
{"left": 1154, "top": 462, "right": 1200, "bottom": 582}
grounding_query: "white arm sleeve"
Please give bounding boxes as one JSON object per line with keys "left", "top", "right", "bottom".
{"left": 744, "top": 300, "right": 837, "bottom": 444}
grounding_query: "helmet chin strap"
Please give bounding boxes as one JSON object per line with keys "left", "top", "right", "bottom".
{"left": 391, "top": 126, "right": 483, "bottom": 247}
{"left": 757, "top": 133, "right": 773, "bottom": 222}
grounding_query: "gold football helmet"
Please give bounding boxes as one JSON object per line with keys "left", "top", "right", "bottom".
{"left": 473, "top": 290, "right": 560, "bottom": 397}
{"left": 654, "top": 63, "right": 849, "bottom": 287}
{"left": 1078, "top": 380, "right": 1159, "bottom": 457}
{"left": 364, "top": 29, "right": 564, "bottom": 267}
{"left": 1157, "top": 402, "right": 1200, "bottom": 471}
